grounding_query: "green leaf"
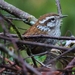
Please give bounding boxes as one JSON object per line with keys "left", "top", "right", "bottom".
{"left": 34, "top": 55, "right": 46, "bottom": 62}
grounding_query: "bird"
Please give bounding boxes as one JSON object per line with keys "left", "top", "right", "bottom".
{"left": 23, "top": 13, "right": 67, "bottom": 55}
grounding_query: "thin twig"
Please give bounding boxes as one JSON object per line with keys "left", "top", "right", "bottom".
{"left": 35, "top": 58, "right": 51, "bottom": 68}
{"left": 47, "top": 46, "right": 75, "bottom": 65}
{"left": 0, "top": 14, "right": 18, "bottom": 50}
{"left": 55, "top": 0, "right": 62, "bottom": 15}
{"left": 0, "top": 13, "right": 23, "bottom": 40}
{"left": 0, "top": 35, "right": 69, "bottom": 51}
{"left": 24, "top": 51, "right": 48, "bottom": 59}
{"left": 65, "top": 57, "right": 75, "bottom": 69}
{"left": 0, "top": 44, "right": 41, "bottom": 75}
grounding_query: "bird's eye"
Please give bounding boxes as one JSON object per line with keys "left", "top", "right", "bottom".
{"left": 51, "top": 18, "right": 55, "bottom": 21}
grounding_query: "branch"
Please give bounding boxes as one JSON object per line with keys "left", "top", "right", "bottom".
{"left": 0, "top": 35, "right": 69, "bottom": 51}
{"left": 0, "top": 44, "right": 41, "bottom": 75}
{"left": 55, "top": 0, "right": 62, "bottom": 15}
{"left": 1, "top": 33, "right": 75, "bottom": 40}
{"left": 0, "top": 13, "right": 23, "bottom": 40}
{"left": 0, "top": 0, "right": 37, "bottom": 25}
{"left": 65, "top": 57, "right": 75, "bottom": 69}
{"left": 47, "top": 46, "right": 75, "bottom": 65}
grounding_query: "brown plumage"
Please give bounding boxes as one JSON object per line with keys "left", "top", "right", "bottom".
{"left": 24, "top": 13, "right": 59, "bottom": 35}
{"left": 23, "top": 13, "right": 66, "bottom": 54}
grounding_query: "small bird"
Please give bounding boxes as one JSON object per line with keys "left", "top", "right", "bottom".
{"left": 23, "top": 13, "right": 67, "bottom": 54}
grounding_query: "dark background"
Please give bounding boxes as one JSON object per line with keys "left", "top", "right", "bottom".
{"left": 3, "top": 0, "right": 75, "bottom": 36}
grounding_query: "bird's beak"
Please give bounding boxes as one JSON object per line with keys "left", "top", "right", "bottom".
{"left": 60, "top": 15, "right": 68, "bottom": 19}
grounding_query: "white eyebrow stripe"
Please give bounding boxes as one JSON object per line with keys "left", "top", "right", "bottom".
{"left": 39, "top": 16, "right": 54, "bottom": 24}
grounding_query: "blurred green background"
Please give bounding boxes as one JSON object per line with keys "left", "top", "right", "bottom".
{"left": 3, "top": 0, "right": 75, "bottom": 36}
